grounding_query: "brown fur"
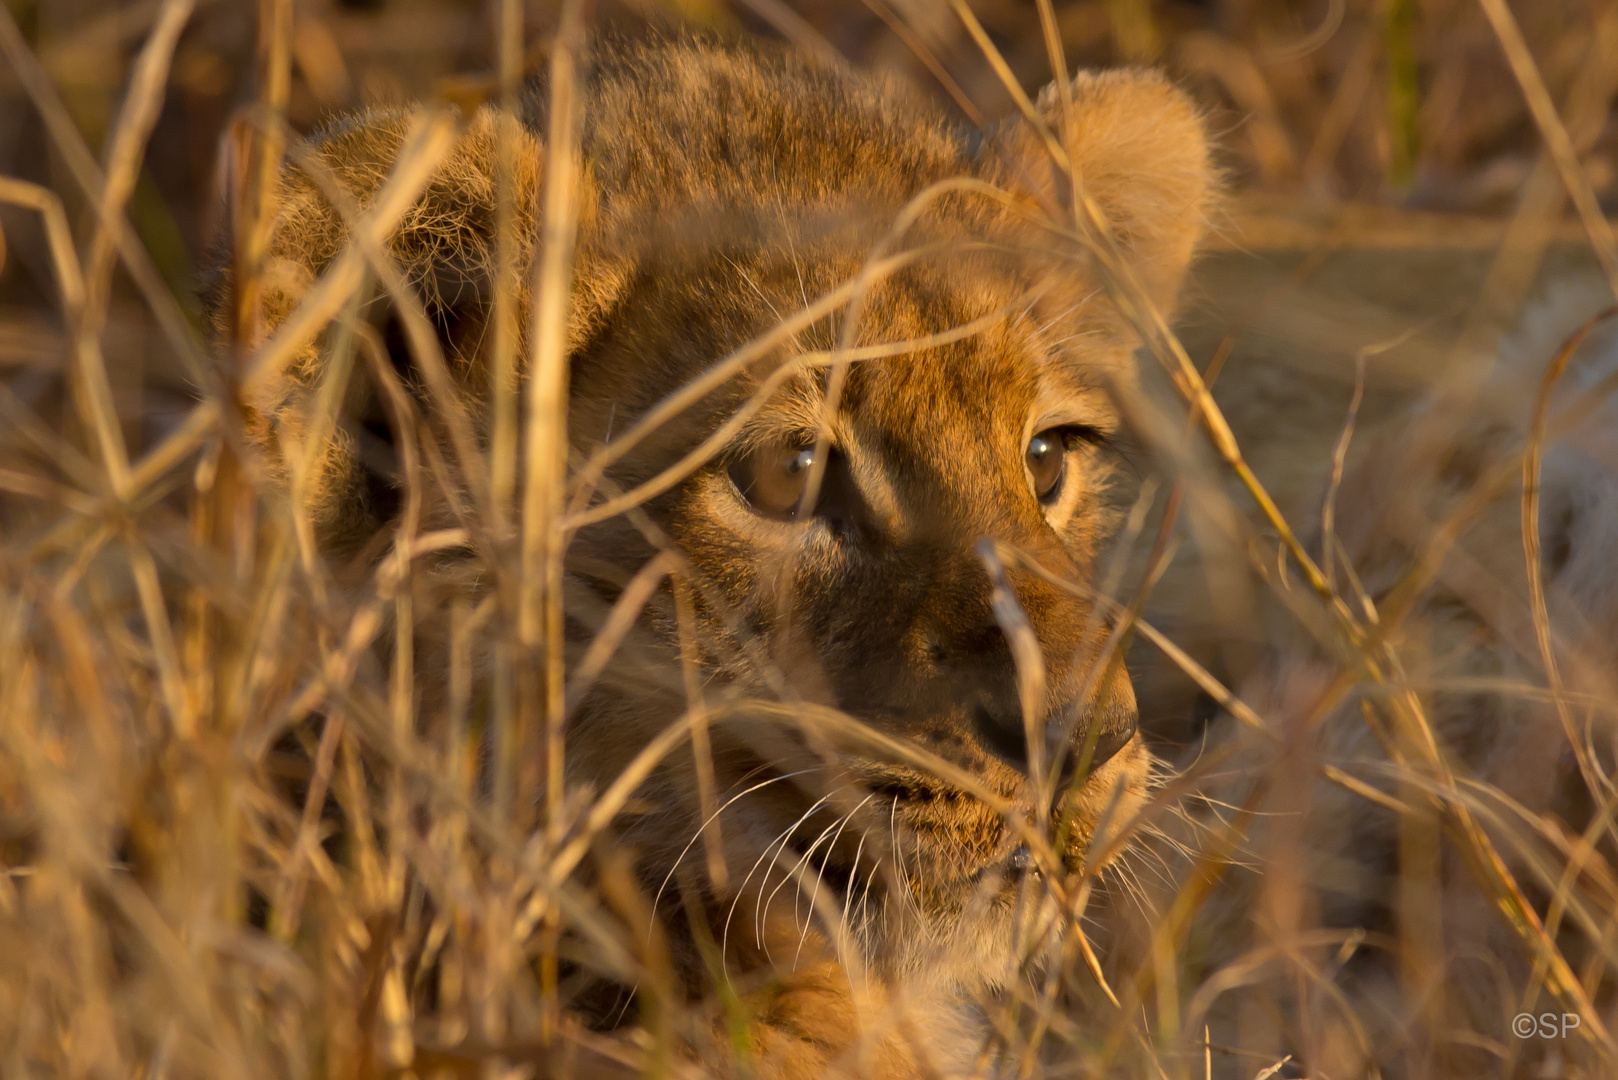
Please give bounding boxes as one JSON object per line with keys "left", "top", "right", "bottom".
{"left": 219, "top": 38, "right": 1215, "bottom": 1077}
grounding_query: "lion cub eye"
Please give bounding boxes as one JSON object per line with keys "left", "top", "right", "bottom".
{"left": 1026, "top": 426, "right": 1094, "bottom": 504}
{"left": 729, "top": 440, "right": 820, "bottom": 519}
{"left": 1025, "top": 429, "right": 1068, "bottom": 503}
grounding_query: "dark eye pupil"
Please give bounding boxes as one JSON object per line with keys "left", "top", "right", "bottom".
{"left": 1026, "top": 430, "right": 1066, "bottom": 502}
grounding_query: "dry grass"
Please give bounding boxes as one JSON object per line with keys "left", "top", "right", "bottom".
{"left": 2, "top": 0, "right": 1618, "bottom": 1078}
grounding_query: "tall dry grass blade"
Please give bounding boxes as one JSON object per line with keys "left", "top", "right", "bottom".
{"left": 235, "top": 0, "right": 295, "bottom": 352}
{"left": 520, "top": 0, "right": 584, "bottom": 638}
{"left": 978, "top": 541, "right": 1051, "bottom": 810}
{"left": 0, "top": 176, "right": 127, "bottom": 491}
{"left": 672, "top": 573, "right": 729, "bottom": 892}
{"left": 71, "top": 0, "right": 195, "bottom": 499}
{"left": 0, "top": 178, "right": 87, "bottom": 324}
{"left": 943, "top": 0, "right": 1070, "bottom": 178}
{"left": 522, "top": 0, "right": 587, "bottom": 1041}
{"left": 1521, "top": 306, "right": 1618, "bottom": 810}
{"left": 1440, "top": 5, "right": 1618, "bottom": 386}
{"left": 1320, "top": 350, "right": 1364, "bottom": 596}
{"left": 82, "top": 0, "right": 196, "bottom": 333}
{"left": 489, "top": 0, "right": 524, "bottom": 537}
{"left": 0, "top": 5, "right": 210, "bottom": 384}
{"left": 1476, "top": 0, "right": 1618, "bottom": 298}
{"left": 852, "top": 0, "right": 986, "bottom": 127}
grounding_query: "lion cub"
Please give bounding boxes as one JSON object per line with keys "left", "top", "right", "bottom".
{"left": 223, "top": 38, "right": 1214, "bottom": 1076}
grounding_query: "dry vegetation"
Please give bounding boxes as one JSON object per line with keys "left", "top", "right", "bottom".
{"left": 3, "top": 0, "right": 1618, "bottom": 1078}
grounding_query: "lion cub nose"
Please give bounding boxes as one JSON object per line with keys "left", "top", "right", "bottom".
{"left": 971, "top": 697, "right": 1138, "bottom": 784}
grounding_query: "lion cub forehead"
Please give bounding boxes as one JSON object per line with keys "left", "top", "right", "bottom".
{"left": 733, "top": 330, "right": 1095, "bottom": 459}
{"left": 840, "top": 311, "right": 1124, "bottom": 434}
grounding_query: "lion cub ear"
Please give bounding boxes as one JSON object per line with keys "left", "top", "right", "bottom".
{"left": 998, "top": 69, "right": 1215, "bottom": 315}
{"left": 210, "top": 104, "right": 627, "bottom": 556}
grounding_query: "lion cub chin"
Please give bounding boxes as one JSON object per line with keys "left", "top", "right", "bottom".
{"left": 224, "top": 36, "right": 1214, "bottom": 1078}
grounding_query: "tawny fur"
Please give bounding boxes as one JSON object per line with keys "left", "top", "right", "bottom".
{"left": 218, "top": 37, "right": 1217, "bottom": 1078}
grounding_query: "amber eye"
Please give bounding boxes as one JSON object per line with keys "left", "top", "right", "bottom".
{"left": 729, "top": 440, "right": 819, "bottom": 519}
{"left": 1025, "top": 428, "right": 1069, "bottom": 503}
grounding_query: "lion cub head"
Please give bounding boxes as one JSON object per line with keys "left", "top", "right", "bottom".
{"left": 234, "top": 40, "right": 1213, "bottom": 1007}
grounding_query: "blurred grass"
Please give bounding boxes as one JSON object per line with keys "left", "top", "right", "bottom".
{"left": 2, "top": 0, "right": 1618, "bottom": 1078}
{"left": 1383, "top": 0, "right": 1419, "bottom": 190}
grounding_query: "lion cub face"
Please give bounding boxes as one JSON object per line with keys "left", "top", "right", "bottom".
{"left": 547, "top": 49, "right": 1214, "bottom": 987}
{"left": 570, "top": 243, "right": 1151, "bottom": 981}
{"left": 246, "top": 41, "right": 1213, "bottom": 997}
